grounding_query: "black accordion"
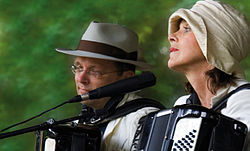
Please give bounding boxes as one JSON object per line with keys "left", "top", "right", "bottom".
{"left": 132, "top": 104, "right": 248, "bottom": 151}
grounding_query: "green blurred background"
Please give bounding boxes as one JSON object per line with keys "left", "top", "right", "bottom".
{"left": 0, "top": 0, "right": 249, "bottom": 150}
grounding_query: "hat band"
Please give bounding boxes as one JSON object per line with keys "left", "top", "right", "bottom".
{"left": 77, "top": 40, "right": 137, "bottom": 61}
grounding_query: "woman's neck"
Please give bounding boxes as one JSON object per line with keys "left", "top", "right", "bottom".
{"left": 185, "top": 69, "right": 214, "bottom": 108}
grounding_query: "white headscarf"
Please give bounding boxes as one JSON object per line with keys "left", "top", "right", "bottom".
{"left": 168, "top": 0, "right": 250, "bottom": 78}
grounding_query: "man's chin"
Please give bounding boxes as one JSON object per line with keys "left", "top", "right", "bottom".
{"left": 80, "top": 97, "right": 110, "bottom": 110}
{"left": 78, "top": 90, "right": 89, "bottom": 95}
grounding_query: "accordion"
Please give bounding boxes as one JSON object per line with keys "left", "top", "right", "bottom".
{"left": 36, "top": 123, "right": 101, "bottom": 151}
{"left": 132, "top": 104, "right": 248, "bottom": 151}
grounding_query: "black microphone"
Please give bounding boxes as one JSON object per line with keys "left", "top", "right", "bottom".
{"left": 0, "top": 72, "right": 155, "bottom": 133}
{"left": 68, "top": 71, "right": 156, "bottom": 103}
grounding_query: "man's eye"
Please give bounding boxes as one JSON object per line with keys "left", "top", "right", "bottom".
{"left": 76, "top": 66, "right": 83, "bottom": 70}
{"left": 90, "top": 70, "right": 101, "bottom": 75}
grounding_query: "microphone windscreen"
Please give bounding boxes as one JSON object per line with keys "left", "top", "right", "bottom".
{"left": 88, "top": 72, "right": 156, "bottom": 99}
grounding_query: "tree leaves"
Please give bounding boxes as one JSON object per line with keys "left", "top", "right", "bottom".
{"left": 0, "top": 0, "right": 249, "bottom": 150}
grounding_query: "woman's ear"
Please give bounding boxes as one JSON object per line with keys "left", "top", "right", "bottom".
{"left": 207, "top": 62, "right": 215, "bottom": 71}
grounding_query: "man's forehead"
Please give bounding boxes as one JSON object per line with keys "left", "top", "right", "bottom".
{"left": 74, "top": 56, "right": 117, "bottom": 66}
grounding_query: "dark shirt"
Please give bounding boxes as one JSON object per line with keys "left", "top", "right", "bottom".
{"left": 78, "top": 95, "right": 124, "bottom": 135}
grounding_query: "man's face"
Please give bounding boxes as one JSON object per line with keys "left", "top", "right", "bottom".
{"left": 73, "top": 56, "right": 132, "bottom": 109}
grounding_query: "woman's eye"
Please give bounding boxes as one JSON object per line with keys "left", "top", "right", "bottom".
{"left": 184, "top": 27, "right": 192, "bottom": 32}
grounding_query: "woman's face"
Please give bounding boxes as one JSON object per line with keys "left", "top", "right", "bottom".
{"left": 168, "top": 20, "right": 207, "bottom": 73}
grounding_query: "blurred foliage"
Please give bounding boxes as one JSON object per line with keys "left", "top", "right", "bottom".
{"left": 0, "top": 0, "right": 249, "bottom": 150}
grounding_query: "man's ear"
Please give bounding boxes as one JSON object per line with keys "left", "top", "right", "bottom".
{"left": 122, "top": 70, "right": 135, "bottom": 78}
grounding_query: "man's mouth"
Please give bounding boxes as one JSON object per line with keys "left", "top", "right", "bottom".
{"left": 78, "top": 88, "right": 89, "bottom": 94}
{"left": 170, "top": 47, "right": 179, "bottom": 52}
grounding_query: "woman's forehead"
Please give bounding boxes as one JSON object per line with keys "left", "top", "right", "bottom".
{"left": 180, "top": 19, "right": 188, "bottom": 26}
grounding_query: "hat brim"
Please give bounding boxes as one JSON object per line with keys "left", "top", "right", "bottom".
{"left": 56, "top": 48, "right": 152, "bottom": 71}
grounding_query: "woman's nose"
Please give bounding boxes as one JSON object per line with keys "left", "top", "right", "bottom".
{"left": 168, "top": 32, "right": 178, "bottom": 43}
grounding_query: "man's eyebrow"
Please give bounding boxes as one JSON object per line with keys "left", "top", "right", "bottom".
{"left": 73, "top": 63, "right": 97, "bottom": 69}
{"left": 73, "top": 60, "right": 79, "bottom": 64}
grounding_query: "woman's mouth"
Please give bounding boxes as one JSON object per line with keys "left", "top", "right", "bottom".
{"left": 170, "top": 47, "right": 179, "bottom": 52}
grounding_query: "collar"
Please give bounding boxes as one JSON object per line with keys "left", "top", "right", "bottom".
{"left": 78, "top": 95, "right": 123, "bottom": 124}
{"left": 210, "top": 78, "right": 249, "bottom": 107}
{"left": 94, "top": 95, "right": 124, "bottom": 118}
{"left": 186, "top": 90, "right": 201, "bottom": 105}
{"left": 186, "top": 78, "right": 248, "bottom": 108}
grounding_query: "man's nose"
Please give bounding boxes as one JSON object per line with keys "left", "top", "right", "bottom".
{"left": 77, "top": 70, "right": 90, "bottom": 84}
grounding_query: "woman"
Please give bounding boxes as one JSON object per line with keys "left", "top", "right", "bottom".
{"left": 168, "top": 0, "right": 250, "bottom": 150}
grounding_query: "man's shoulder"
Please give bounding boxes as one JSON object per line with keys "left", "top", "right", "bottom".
{"left": 119, "top": 93, "right": 164, "bottom": 110}
{"left": 117, "top": 93, "right": 164, "bottom": 120}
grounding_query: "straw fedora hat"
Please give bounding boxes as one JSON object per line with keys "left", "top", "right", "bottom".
{"left": 56, "top": 21, "right": 152, "bottom": 71}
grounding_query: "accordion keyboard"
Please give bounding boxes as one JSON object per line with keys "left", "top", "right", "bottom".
{"left": 171, "top": 117, "right": 202, "bottom": 151}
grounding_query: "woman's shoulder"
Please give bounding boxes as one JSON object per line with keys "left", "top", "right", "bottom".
{"left": 174, "top": 95, "right": 191, "bottom": 106}
{"left": 227, "top": 80, "right": 250, "bottom": 103}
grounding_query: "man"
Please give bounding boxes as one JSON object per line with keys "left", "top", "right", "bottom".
{"left": 56, "top": 21, "right": 164, "bottom": 151}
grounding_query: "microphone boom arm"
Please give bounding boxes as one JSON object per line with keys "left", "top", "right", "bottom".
{"left": 0, "top": 115, "right": 84, "bottom": 139}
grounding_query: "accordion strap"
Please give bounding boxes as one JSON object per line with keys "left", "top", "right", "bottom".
{"left": 212, "top": 83, "right": 250, "bottom": 112}
{"left": 98, "top": 98, "right": 165, "bottom": 125}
